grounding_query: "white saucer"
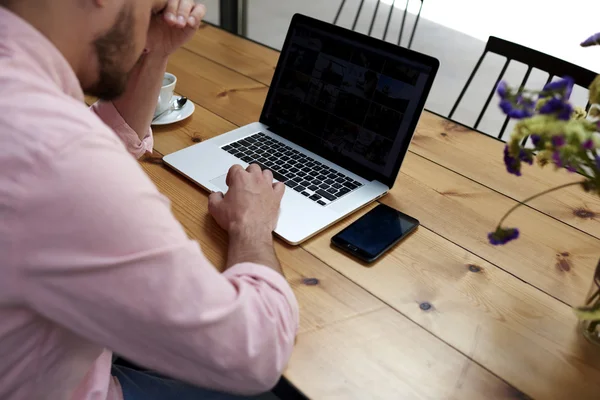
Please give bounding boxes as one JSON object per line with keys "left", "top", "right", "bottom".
{"left": 152, "top": 97, "right": 195, "bottom": 126}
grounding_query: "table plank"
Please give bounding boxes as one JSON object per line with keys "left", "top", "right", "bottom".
{"left": 304, "top": 204, "right": 600, "bottom": 400}
{"left": 389, "top": 152, "right": 600, "bottom": 306}
{"left": 183, "top": 24, "right": 278, "bottom": 85}
{"left": 289, "top": 308, "right": 520, "bottom": 400}
{"left": 411, "top": 113, "right": 600, "bottom": 239}
{"left": 140, "top": 156, "right": 517, "bottom": 399}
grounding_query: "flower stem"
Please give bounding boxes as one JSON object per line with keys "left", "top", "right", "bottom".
{"left": 497, "top": 181, "right": 586, "bottom": 227}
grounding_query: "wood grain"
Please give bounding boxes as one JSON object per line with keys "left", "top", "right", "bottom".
{"left": 289, "top": 308, "right": 519, "bottom": 400}
{"left": 304, "top": 204, "right": 600, "bottom": 400}
{"left": 411, "top": 114, "right": 600, "bottom": 239}
{"left": 388, "top": 152, "right": 600, "bottom": 306}
{"left": 183, "top": 24, "right": 278, "bottom": 85}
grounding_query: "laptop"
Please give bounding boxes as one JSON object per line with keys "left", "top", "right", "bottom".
{"left": 164, "top": 14, "right": 439, "bottom": 244}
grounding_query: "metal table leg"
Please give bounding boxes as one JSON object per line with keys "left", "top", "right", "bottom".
{"left": 219, "top": 0, "right": 248, "bottom": 36}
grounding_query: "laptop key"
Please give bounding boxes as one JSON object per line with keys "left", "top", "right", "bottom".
{"left": 305, "top": 176, "right": 315, "bottom": 181}
{"left": 332, "top": 183, "right": 342, "bottom": 189}
{"left": 290, "top": 168, "right": 299, "bottom": 173}
{"left": 257, "top": 157, "right": 268, "bottom": 163}
{"left": 301, "top": 191, "right": 310, "bottom": 197}
{"left": 231, "top": 142, "right": 242, "bottom": 148}
{"left": 343, "top": 181, "right": 358, "bottom": 190}
{"left": 241, "top": 156, "right": 253, "bottom": 163}
{"left": 238, "top": 139, "right": 251, "bottom": 147}
{"left": 326, "top": 188, "right": 338, "bottom": 195}
{"left": 301, "top": 167, "right": 311, "bottom": 173}
{"left": 252, "top": 161, "right": 289, "bottom": 182}
{"left": 309, "top": 194, "right": 322, "bottom": 201}
{"left": 222, "top": 145, "right": 232, "bottom": 151}
{"left": 294, "top": 186, "right": 306, "bottom": 192}
{"left": 324, "top": 179, "right": 334, "bottom": 185}
{"left": 338, "top": 188, "right": 351, "bottom": 196}
{"left": 327, "top": 173, "right": 337, "bottom": 179}
{"left": 319, "top": 183, "right": 329, "bottom": 189}
{"left": 313, "top": 180, "right": 322, "bottom": 185}
{"left": 300, "top": 181, "right": 310, "bottom": 187}
{"left": 316, "top": 189, "right": 336, "bottom": 202}
{"left": 286, "top": 180, "right": 298, "bottom": 188}
{"left": 308, "top": 185, "right": 319, "bottom": 191}
{"left": 335, "top": 177, "right": 345, "bottom": 183}
{"left": 317, "top": 200, "right": 327, "bottom": 206}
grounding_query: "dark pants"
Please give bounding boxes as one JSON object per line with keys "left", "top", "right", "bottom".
{"left": 111, "top": 364, "right": 277, "bottom": 400}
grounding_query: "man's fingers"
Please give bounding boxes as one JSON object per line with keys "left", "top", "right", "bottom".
{"left": 188, "top": 3, "right": 206, "bottom": 27}
{"left": 208, "top": 191, "right": 224, "bottom": 212}
{"left": 273, "top": 182, "right": 286, "bottom": 201}
{"left": 163, "top": 0, "right": 179, "bottom": 25}
{"left": 262, "top": 169, "right": 274, "bottom": 182}
{"left": 246, "top": 163, "right": 262, "bottom": 175}
{"left": 226, "top": 164, "right": 244, "bottom": 187}
{"left": 176, "top": 0, "right": 195, "bottom": 27}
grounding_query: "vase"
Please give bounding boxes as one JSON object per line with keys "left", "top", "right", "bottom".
{"left": 580, "top": 258, "right": 600, "bottom": 346}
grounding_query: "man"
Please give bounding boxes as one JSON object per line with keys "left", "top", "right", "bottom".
{"left": 0, "top": 1, "right": 299, "bottom": 399}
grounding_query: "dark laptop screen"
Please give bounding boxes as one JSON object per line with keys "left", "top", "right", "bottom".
{"left": 261, "top": 17, "right": 436, "bottom": 185}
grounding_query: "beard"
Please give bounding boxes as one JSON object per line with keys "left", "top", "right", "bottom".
{"left": 85, "top": 5, "right": 137, "bottom": 101}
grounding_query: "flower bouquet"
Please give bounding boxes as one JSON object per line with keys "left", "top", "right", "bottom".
{"left": 488, "top": 33, "right": 600, "bottom": 342}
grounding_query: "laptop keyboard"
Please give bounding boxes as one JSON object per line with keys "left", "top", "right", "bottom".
{"left": 221, "top": 132, "right": 363, "bottom": 206}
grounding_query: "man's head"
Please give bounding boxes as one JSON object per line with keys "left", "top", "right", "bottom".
{"left": 3, "top": 0, "right": 167, "bottom": 99}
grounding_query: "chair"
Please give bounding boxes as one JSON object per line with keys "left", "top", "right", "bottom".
{"left": 334, "top": 0, "right": 424, "bottom": 49}
{"left": 449, "top": 36, "right": 598, "bottom": 139}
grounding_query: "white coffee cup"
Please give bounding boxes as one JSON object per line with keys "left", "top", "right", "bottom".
{"left": 155, "top": 72, "right": 177, "bottom": 117}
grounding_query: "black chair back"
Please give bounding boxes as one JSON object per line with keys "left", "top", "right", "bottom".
{"left": 333, "top": 0, "right": 424, "bottom": 49}
{"left": 449, "top": 36, "right": 598, "bottom": 139}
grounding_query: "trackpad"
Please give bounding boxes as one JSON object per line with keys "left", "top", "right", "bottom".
{"left": 210, "top": 174, "right": 229, "bottom": 193}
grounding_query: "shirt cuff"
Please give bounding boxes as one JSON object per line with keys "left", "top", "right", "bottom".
{"left": 223, "top": 263, "right": 300, "bottom": 332}
{"left": 91, "top": 101, "right": 153, "bottom": 159}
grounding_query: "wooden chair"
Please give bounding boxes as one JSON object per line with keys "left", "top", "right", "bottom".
{"left": 449, "top": 36, "right": 598, "bottom": 139}
{"left": 334, "top": 0, "right": 424, "bottom": 49}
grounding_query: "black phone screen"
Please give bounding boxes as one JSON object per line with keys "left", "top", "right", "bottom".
{"left": 332, "top": 204, "right": 419, "bottom": 262}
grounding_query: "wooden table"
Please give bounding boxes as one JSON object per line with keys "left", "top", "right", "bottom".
{"left": 140, "top": 25, "right": 600, "bottom": 399}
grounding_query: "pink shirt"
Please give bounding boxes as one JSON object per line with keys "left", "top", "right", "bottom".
{"left": 0, "top": 8, "right": 299, "bottom": 400}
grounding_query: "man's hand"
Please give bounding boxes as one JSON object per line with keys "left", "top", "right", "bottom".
{"left": 209, "top": 164, "right": 285, "bottom": 237}
{"left": 209, "top": 164, "right": 286, "bottom": 273}
{"left": 146, "top": 0, "right": 206, "bottom": 57}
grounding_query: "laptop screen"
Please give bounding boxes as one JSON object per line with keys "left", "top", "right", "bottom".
{"left": 261, "top": 15, "right": 438, "bottom": 186}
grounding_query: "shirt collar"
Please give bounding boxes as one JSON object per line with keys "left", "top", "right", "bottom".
{"left": 0, "top": 6, "right": 84, "bottom": 101}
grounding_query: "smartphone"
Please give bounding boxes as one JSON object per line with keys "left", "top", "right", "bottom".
{"left": 331, "top": 204, "right": 419, "bottom": 263}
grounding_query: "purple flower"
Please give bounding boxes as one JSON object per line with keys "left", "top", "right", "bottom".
{"left": 503, "top": 146, "right": 521, "bottom": 176}
{"left": 581, "top": 32, "right": 600, "bottom": 47}
{"left": 539, "top": 98, "right": 573, "bottom": 120}
{"left": 596, "top": 155, "right": 600, "bottom": 170}
{"left": 566, "top": 165, "right": 577, "bottom": 173}
{"left": 583, "top": 139, "right": 595, "bottom": 150}
{"left": 497, "top": 81, "right": 508, "bottom": 99}
{"left": 551, "top": 135, "right": 566, "bottom": 147}
{"left": 543, "top": 77, "right": 575, "bottom": 99}
{"left": 531, "top": 134, "right": 542, "bottom": 147}
{"left": 519, "top": 149, "right": 534, "bottom": 165}
{"left": 499, "top": 98, "right": 534, "bottom": 119}
{"left": 488, "top": 227, "right": 520, "bottom": 245}
{"left": 553, "top": 151, "right": 563, "bottom": 167}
